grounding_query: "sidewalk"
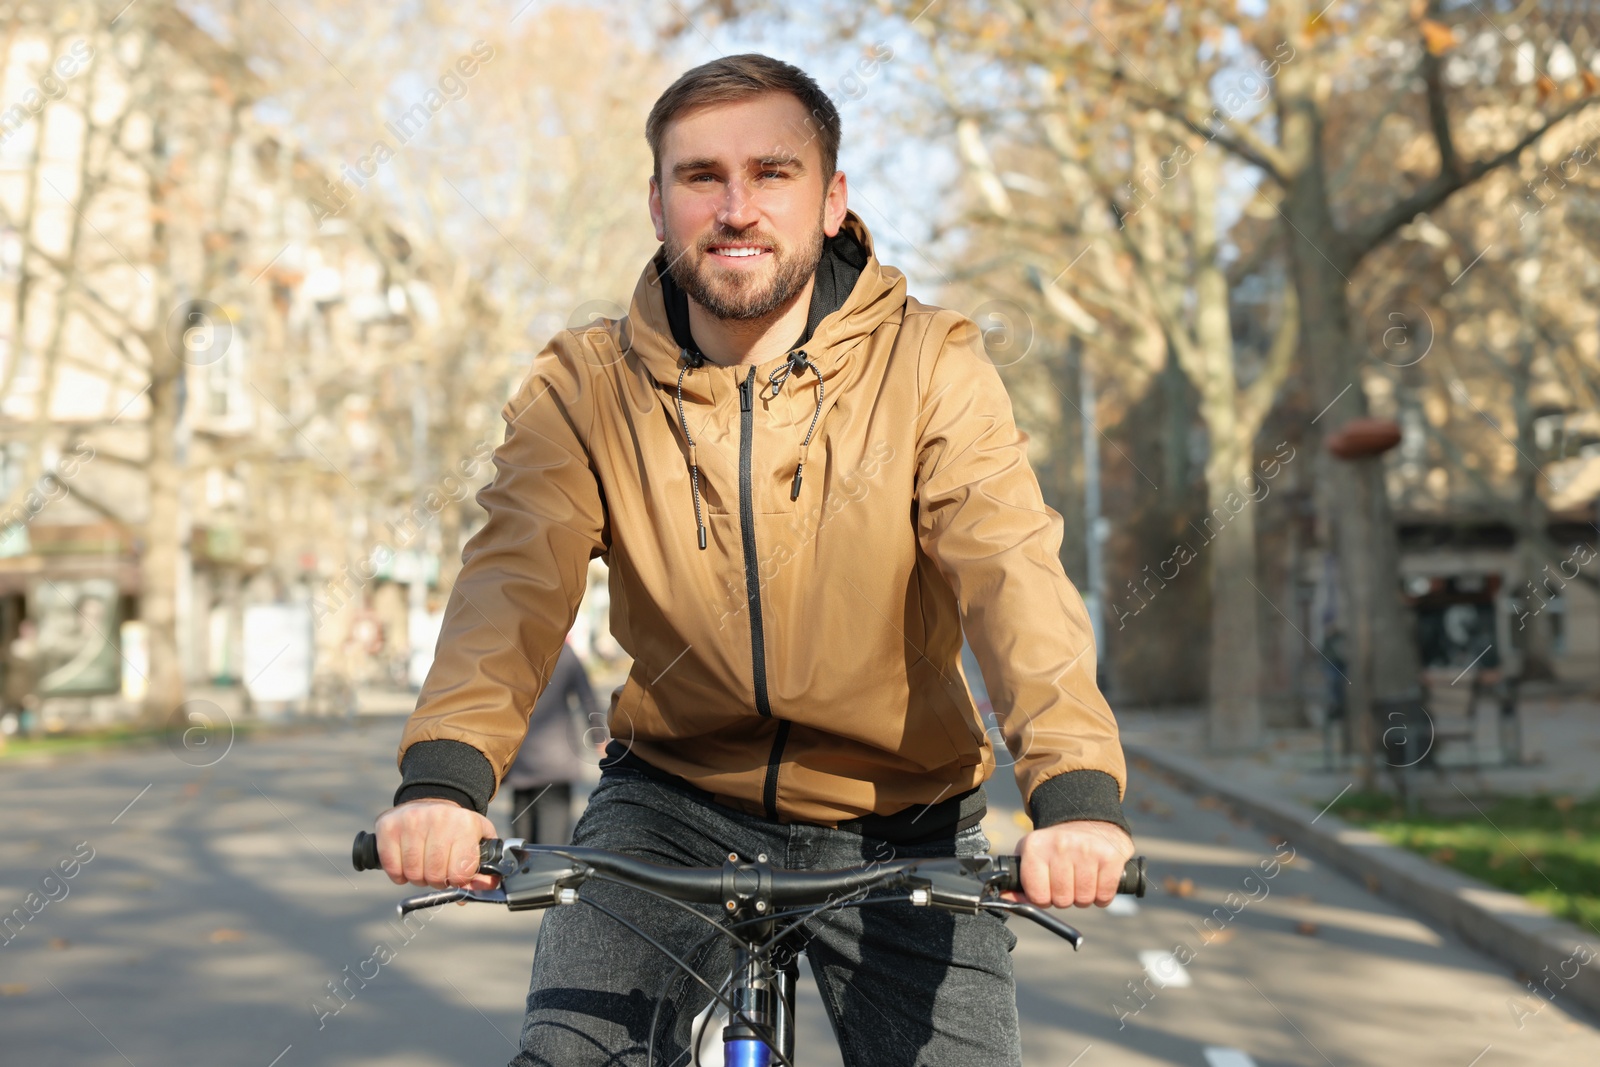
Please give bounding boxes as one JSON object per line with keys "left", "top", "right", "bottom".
{"left": 1120, "top": 699, "right": 1600, "bottom": 1020}
{"left": 1120, "top": 694, "right": 1600, "bottom": 807}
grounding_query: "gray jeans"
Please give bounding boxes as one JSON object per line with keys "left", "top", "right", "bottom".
{"left": 508, "top": 768, "right": 1021, "bottom": 1067}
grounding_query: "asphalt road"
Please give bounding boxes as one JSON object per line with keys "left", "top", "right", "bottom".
{"left": 3, "top": 717, "right": 1599, "bottom": 1067}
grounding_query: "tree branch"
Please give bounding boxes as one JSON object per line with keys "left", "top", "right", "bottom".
{"left": 1420, "top": 37, "right": 1460, "bottom": 183}
{"left": 1104, "top": 191, "right": 1200, "bottom": 379}
{"left": 1348, "top": 94, "right": 1600, "bottom": 262}
{"left": 1030, "top": 53, "right": 1291, "bottom": 184}
{"left": 59, "top": 475, "right": 133, "bottom": 526}
{"left": 1151, "top": 95, "right": 1291, "bottom": 185}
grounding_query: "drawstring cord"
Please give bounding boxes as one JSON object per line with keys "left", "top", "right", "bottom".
{"left": 675, "top": 348, "right": 825, "bottom": 551}
{"left": 768, "top": 349, "right": 824, "bottom": 500}
{"left": 675, "top": 348, "right": 707, "bottom": 550}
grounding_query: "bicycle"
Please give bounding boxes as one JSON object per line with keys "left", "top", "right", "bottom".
{"left": 352, "top": 831, "right": 1147, "bottom": 1067}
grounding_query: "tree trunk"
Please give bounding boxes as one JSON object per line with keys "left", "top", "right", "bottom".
{"left": 140, "top": 106, "right": 183, "bottom": 726}
{"left": 1203, "top": 435, "right": 1264, "bottom": 748}
{"left": 1513, "top": 308, "right": 1556, "bottom": 679}
{"left": 1277, "top": 41, "right": 1419, "bottom": 788}
{"left": 142, "top": 342, "right": 184, "bottom": 725}
{"left": 1190, "top": 142, "right": 1264, "bottom": 749}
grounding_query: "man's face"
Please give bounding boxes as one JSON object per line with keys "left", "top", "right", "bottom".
{"left": 650, "top": 92, "right": 847, "bottom": 322}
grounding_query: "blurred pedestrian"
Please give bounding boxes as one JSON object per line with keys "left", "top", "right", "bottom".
{"left": 5, "top": 619, "right": 39, "bottom": 738}
{"left": 506, "top": 640, "right": 599, "bottom": 845}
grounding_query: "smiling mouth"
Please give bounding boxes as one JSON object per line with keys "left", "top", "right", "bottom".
{"left": 707, "top": 244, "right": 772, "bottom": 260}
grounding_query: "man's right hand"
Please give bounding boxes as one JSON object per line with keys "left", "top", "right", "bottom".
{"left": 375, "top": 798, "right": 501, "bottom": 891}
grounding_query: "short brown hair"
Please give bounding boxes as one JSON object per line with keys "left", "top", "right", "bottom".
{"left": 646, "top": 54, "right": 841, "bottom": 183}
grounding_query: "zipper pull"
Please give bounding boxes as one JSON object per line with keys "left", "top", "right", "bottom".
{"left": 739, "top": 367, "right": 754, "bottom": 412}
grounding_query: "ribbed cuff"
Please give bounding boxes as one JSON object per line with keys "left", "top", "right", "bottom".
{"left": 1028, "top": 769, "right": 1132, "bottom": 838}
{"left": 393, "top": 784, "right": 476, "bottom": 810}
{"left": 394, "top": 739, "right": 497, "bottom": 815}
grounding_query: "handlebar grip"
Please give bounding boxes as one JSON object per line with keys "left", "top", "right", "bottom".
{"left": 991, "top": 855, "right": 1146, "bottom": 898}
{"left": 353, "top": 831, "right": 380, "bottom": 871}
{"left": 350, "top": 832, "right": 499, "bottom": 874}
{"left": 1120, "top": 856, "right": 1146, "bottom": 897}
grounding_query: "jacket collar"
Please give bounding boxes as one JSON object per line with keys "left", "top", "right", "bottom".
{"left": 624, "top": 210, "right": 907, "bottom": 400}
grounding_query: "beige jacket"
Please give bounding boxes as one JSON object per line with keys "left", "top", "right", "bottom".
{"left": 396, "top": 212, "right": 1128, "bottom": 833}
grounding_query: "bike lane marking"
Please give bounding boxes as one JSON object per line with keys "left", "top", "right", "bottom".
{"left": 1202, "top": 1049, "right": 1257, "bottom": 1067}
{"left": 1137, "top": 949, "right": 1192, "bottom": 988}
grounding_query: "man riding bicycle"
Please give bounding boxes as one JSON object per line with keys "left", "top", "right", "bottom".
{"left": 376, "top": 53, "right": 1135, "bottom": 1067}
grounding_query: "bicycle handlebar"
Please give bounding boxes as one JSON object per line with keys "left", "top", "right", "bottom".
{"left": 351, "top": 832, "right": 1147, "bottom": 900}
{"left": 351, "top": 831, "right": 1146, "bottom": 1060}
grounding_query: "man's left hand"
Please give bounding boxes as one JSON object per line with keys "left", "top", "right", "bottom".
{"left": 1009, "top": 820, "right": 1135, "bottom": 908}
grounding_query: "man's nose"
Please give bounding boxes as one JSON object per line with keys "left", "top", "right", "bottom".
{"left": 716, "top": 179, "right": 760, "bottom": 230}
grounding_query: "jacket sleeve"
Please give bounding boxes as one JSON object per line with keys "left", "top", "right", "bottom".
{"left": 394, "top": 340, "right": 608, "bottom": 813}
{"left": 913, "top": 312, "right": 1130, "bottom": 837}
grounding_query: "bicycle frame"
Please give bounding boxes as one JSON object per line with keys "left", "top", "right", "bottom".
{"left": 721, "top": 922, "right": 795, "bottom": 1067}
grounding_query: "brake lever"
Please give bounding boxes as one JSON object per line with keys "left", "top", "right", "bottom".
{"left": 397, "top": 887, "right": 509, "bottom": 916}
{"left": 980, "top": 899, "right": 1084, "bottom": 950}
{"left": 480, "top": 837, "right": 527, "bottom": 879}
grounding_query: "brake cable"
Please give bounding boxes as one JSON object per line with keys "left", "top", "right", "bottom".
{"left": 643, "top": 886, "right": 912, "bottom": 1066}
{"left": 648, "top": 930, "right": 728, "bottom": 1067}
{"left": 588, "top": 871, "right": 756, "bottom": 952}
{"left": 575, "top": 892, "right": 797, "bottom": 1067}
{"left": 648, "top": 888, "right": 967, "bottom": 1065}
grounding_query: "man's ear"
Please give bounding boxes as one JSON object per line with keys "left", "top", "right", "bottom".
{"left": 822, "top": 170, "right": 848, "bottom": 238}
{"left": 649, "top": 176, "right": 665, "bottom": 242}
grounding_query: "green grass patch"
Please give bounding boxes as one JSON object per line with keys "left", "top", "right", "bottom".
{"left": 0, "top": 720, "right": 277, "bottom": 761}
{"left": 0, "top": 725, "right": 171, "bottom": 760}
{"left": 1328, "top": 790, "right": 1600, "bottom": 932}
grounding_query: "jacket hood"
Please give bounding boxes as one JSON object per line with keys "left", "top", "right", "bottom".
{"left": 621, "top": 210, "right": 908, "bottom": 400}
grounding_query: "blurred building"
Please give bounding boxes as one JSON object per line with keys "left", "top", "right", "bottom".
{"left": 0, "top": 7, "right": 461, "bottom": 727}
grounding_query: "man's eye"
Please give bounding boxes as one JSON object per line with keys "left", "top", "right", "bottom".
{"left": 758, "top": 171, "right": 785, "bottom": 180}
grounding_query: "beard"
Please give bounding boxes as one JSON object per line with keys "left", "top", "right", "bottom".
{"left": 664, "top": 211, "right": 825, "bottom": 323}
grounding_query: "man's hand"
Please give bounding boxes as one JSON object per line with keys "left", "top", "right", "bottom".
{"left": 375, "top": 799, "right": 501, "bottom": 891}
{"left": 1010, "top": 820, "right": 1134, "bottom": 908}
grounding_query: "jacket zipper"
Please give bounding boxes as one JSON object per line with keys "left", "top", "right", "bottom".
{"left": 738, "top": 367, "right": 786, "bottom": 819}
